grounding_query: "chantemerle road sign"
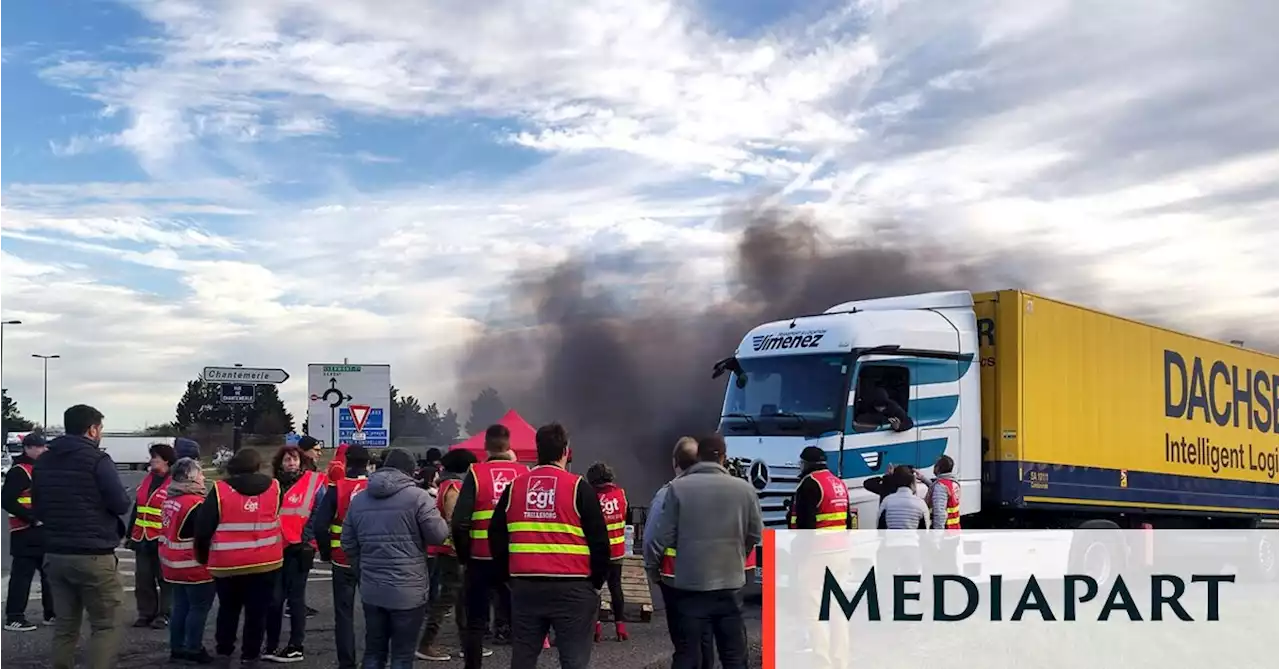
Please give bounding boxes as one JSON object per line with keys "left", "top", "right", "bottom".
{"left": 202, "top": 367, "right": 290, "bottom": 384}
{"left": 220, "top": 383, "right": 256, "bottom": 404}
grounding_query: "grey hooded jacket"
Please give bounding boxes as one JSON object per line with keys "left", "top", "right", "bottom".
{"left": 341, "top": 467, "right": 449, "bottom": 610}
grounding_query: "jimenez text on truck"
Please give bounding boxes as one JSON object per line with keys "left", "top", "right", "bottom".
{"left": 713, "top": 289, "right": 1279, "bottom": 581}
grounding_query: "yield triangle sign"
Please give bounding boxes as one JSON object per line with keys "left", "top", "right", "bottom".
{"left": 348, "top": 405, "right": 371, "bottom": 432}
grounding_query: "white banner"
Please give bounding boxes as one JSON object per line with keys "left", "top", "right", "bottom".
{"left": 769, "top": 529, "right": 1279, "bottom": 669}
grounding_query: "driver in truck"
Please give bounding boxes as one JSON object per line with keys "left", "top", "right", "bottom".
{"left": 853, "top": 386, "right": 913, "bottom": 433}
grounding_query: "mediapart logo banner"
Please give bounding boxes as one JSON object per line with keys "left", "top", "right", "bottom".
{"left": 765, "top": 529, "right": 1279, "bottom": 669}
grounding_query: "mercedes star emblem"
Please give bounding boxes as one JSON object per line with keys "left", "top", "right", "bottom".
{"left": 748, "top": 460, "right": 770, "bottom": 490}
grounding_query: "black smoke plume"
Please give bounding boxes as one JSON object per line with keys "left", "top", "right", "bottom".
{"left": 455, "top": 207, "right": 999, "bottom": 500}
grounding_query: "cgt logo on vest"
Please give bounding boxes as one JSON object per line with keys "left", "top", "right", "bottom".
{"left": 492, "top": 471, "right": 514, "bottom": 497}
{"left": 525, "top": 476, "right": 558, "bottom": 520}
{"left": 287, "top": 493, "right": 303, "bottom": 505}
{"left": 600, "top": 496, "right": 621, "bottom": 517}
{"left": 243, "top": 498, "right": 259, "bottom": 513}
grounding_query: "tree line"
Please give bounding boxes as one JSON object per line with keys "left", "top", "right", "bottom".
{"left": 164, "top": 380, "right": 508, "bottom": 445}
{"left": 1, "top": 383, "right": 511, "bottom": 446}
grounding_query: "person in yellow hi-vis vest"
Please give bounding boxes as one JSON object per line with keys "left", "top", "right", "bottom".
{"left": 126, "top": 442, "right": 176, "bottom": 628}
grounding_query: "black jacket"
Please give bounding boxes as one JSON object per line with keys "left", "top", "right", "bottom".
{"left": 193, "top": 471, "right": 274, "bottom": 567}
{"left": 31, "top": 435, "right": 131, "bottom": 555}
{"left": 488, "top": 465, "right": 611, "bottom": 589}
{"left": 789, "top": 465, "right": 855, "bottom": 530}
{"left": 2, "top": 454, "right": 44, "bottom": 556}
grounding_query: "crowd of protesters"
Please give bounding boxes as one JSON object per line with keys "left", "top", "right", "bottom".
{"left": 6, "top": 404, "right": 775, "bottom": 669}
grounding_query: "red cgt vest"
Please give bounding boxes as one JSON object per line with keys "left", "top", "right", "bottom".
{"left": 131, "top": 472, "right": 170, "bottom": 542}
{"left": 788, "top": 469, "right": 850, "bottom": 552}
{"left": 506, "top": 465, "right": 591, "bottom": 577}
{"left": 280, "top": 471, "right": 325, "bottom": 546}
{"left": 328, "top": 477, "right": 369, "bottom": 568}
{"left": 159, "top": 492, "right": 212, "bottom": 583}
{"left": 935, "top": 477, "right": 961, "bottom": 531}
{"left": 7, "top": 463, "right": 34, "bottom": 532}
{"left": 428, "top": 478, "right": 463, "bottom": 557}
{"left": 207, "top": 480, "right": 283, "bottom": 573}
{"left": 469, "top": 460, "right": 529, "bottom": 560}
{"left": 596, "top": 483, "right": 628, "bottom": 560}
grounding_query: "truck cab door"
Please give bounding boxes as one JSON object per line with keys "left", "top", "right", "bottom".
{"left": 842, "top": 357, "right": 921, "bottom": 482}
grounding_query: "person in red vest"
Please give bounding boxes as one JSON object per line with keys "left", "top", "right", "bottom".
{"left": 262, "top": 446, "right": 325, "bottom": 663}
{"left": 451, "top": 424, "right": 527, "bottom": 667}
{"left": 586, "top": 461, "right": 629, "bottom": 642}
{"left": 126, "top": 442, "right": 176, "bottom": 629}
{"left": 416, "top": 448, "right": 478, "bottom": 661}
{"left": 490, "top": 423, "right": 611, "bottom": 669}
{"left": 311, "top": 444, "right": 371, "bottom": 669}
{"left": 786, "top": 446, "right": 854, "bottom": 533}
{"left": 193, "top": 448, "right": 284, "bottom": 666}
{"left": 2, "top": 432, "right": 54, "bottom": 631}
{"left": 159, "top": 458, "right": 215, "bottom": 664}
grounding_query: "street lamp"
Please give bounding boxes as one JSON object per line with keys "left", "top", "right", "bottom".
{"left": 0, "top": 319, "right": 21, "bottom": 445}
{"left": 32, "top": 354, "right": 60, "bottom": 430}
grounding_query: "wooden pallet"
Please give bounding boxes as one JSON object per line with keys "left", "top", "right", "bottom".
{"left": 599, "top": 556, "right": 654, "bottom": 623}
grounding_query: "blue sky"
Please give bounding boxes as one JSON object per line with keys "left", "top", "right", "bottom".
{"left": 1, "top": 0, "right": 1276, "bottom": 429}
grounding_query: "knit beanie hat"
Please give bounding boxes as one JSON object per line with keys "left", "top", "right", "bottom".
{"left": 382, "top": 448, "right": 417, "bottom": 476}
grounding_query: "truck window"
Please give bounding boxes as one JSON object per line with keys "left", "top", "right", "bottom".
{"left": 851, "top": 364, "right": 911, "bottom": 432}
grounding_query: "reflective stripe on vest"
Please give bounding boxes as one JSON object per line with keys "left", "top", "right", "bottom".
{"left": 7, "top": 463, "right": 34, "bottom": 532}
{"left": 208, "top": 480, "right": 284, "bottom": 573}
{"left": 937, "top": 477, "right": 961, "bottom": 531}
{"left": 131, "top": 472, "right": 170, "bottom": 541}
{"left": 280, "top": 471, "right": 324, "bottom": 545}
{"left": 596, "top": 483, "right": 628, "bottom": 560}
{"left": 469, "top": 461, "right": 529, "bottom": 560}
{"left": 329, "top": 477, "right": 369, "bottom": 567}
{"left": 428, "top": 478, "right": 462, "bottom": 557}
{"left": 506, "top": 465, "right": 590, "bottom": 577}
{"left": 159, "top": 492, "right": 212, "bottom": 583}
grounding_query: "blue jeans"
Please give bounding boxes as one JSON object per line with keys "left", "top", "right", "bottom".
{"left": 362, "top": 602, "right": 426, "bottom": 669}
{"left": 170, "top": 582, "right": 216, "bottom": 653}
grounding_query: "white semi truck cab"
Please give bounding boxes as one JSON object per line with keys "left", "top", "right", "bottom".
{"left": 715, "top": 290, "right": 982, "bottom": 531}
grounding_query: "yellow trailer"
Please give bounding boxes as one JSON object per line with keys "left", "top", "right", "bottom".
{"left": 975, "top": 290, "right": 1278, "bottom": 518}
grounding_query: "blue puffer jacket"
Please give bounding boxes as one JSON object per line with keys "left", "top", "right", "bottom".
{"left": 341, "top": 467, "right": 449, "bottom": 610}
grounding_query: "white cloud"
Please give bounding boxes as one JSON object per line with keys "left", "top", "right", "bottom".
{"left": 2, "top": 0, "right": 1274, "bottom": 429}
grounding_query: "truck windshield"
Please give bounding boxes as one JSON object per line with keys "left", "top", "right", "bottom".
{"left": 719, "top": 353, "right": 847, "bottom": 437}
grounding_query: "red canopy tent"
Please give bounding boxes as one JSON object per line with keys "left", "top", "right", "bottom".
{"left": 449, "top": 409, "right": 538, "bottom": 463}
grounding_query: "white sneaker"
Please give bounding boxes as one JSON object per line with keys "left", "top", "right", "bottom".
{"left": 415, "top": 647, "right": 452, "bottom": 661}
{"left": 3, "top": 619, "right": 37, "bottom": 632}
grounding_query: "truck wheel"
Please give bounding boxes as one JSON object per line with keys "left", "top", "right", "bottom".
{"left": 1069, "top": 519, "right": 1123, "bottom": 583}
{"left": 1251, "top": 531, "right": 1277, "bottom": 582}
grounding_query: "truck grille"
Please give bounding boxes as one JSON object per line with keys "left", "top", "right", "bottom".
{"left": 753, "top": 464, "right": 803, "bottom": 528}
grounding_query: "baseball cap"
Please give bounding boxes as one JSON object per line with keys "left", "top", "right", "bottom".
{"left": 297, "top": 436, "right": 319, "bottom": 452}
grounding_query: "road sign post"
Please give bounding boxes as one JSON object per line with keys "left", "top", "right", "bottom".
{"left": 204, "top": 365, "right": 288, "bottom": 454}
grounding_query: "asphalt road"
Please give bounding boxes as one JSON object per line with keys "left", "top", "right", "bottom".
{"left": 1, "top": 469, "right": 766, "bottom": 668}
{"left": 2, "top": 568, "right": 765, "bottom": 668}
